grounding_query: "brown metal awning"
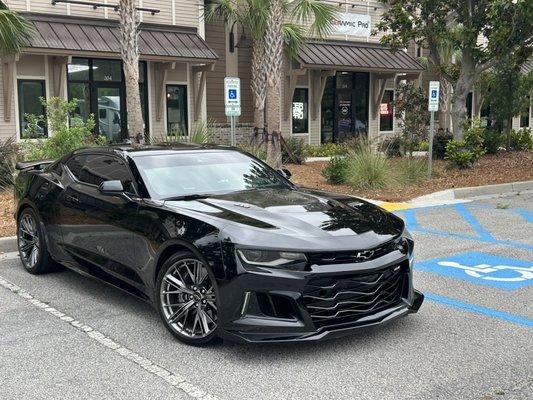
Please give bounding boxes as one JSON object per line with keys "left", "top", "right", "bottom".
{"left": 22, "top": 13, "right": 218, "bottom": 63}
{"left": 297, "top": 41, "right": 424, "bottom": 73}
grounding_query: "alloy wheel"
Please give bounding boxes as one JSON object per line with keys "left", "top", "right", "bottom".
{"left": 18, "top": 212, "right": 40, "bottom": 268}
{"left": 160, "top": 258, "right": 217, "bottom": 339}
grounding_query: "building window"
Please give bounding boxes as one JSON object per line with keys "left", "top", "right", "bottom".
{"left": 67, "top": 58, "right": 149, "bottom": 140}
{"left": 166, "top": 85, "right": 188, "bottom": 135}
{"left": 466, "top": 92, "right": 473, "bottom": 120}
{"left": 520, "top": 96, "right": 530, "bottom": 128}
{"left": 18, "top": 80, "right": 47, "bottom": 138}
{"left": 379, "top": 90, "right": 394, "bottom": 132}
{"left": 292, "top": 88, "right": 309, "bottom": 134}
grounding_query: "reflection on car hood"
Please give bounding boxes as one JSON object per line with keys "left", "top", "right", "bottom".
{"left": 165, "top": 188, "right": 404, "bottom": 249}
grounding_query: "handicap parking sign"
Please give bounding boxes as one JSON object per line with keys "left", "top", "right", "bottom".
{"left": 431, "top": 90, "right": 437, "bottom": 98}
{"left": 416, "top": 252, "right": 533, "bottom": 291}
{"left": 228, "top": 89, "right": 237, "bottom": 99}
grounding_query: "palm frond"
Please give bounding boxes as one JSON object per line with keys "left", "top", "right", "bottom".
{"left": 0, "top": 8, "right": 35, "bottom": 56}
{"left": 282, "top": 23, "right": 306, "bottom": 59}
{"left": 291, "top": 0, "right": 337, "bottom": 39}
{"left": 204, "top": 0, "right": 242, "bottom": 25}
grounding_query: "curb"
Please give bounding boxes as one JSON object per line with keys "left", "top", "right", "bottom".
{"left": 410, "top": 180, "right": 533, "bottom": 205}
{"left": 0, "top": 236, "right": 17, "bottom": 253}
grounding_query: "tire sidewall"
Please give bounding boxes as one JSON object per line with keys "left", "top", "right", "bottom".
{"left": 155, "top": 250, "right": 220, "bottom": 346}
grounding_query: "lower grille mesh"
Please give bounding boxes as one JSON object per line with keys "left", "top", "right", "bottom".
{"left": 303, "top": 264, "right": 407, "bottom": 329}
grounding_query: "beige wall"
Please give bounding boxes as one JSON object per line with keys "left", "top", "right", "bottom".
{"left": 0, "top": 61, "right": 17, "bottom": 140}
{"left": 5, "top": 0, "right": 201, "bottom": 28}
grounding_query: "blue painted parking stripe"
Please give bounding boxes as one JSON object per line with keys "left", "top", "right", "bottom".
{"left": 454, "top": 203, "right": 495, "bottom": 241}
{"left": 425, "top": 292, "right": 533, "bottom": 327}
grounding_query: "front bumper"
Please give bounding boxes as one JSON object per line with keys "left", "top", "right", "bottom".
{"left": 216, "top": 249, "right": 424, "bottom": 343}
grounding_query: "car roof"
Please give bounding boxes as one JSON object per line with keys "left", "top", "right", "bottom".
{"left": 71, "top": 143, "right": 238, "bottom": 158}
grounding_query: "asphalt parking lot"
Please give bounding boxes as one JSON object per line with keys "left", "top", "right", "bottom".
{"left": 1, "top": 192, "right": 532, "bottom": 400}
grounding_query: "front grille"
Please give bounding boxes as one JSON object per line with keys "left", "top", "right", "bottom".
{"left": 306, "top": 240, "right": 398, "bottom": 265}
{"left": 303, "top": 263, "right": 408, "bottom": 330}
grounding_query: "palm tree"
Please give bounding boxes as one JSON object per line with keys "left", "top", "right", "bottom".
{"left": 0, "top": 1, "right": 35, "bottom": 57}
{"left": 117, "top": 0, "right": 144, "bottom": 144}
{"left": 206, "top": 0, "right": 336, "bottom": 167}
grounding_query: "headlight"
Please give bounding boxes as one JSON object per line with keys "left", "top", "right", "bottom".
{"left": 237, "top": 249, "right": 307, "bottom": 270}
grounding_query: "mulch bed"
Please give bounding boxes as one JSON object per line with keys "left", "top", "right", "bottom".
{"left": 0, "top": 190, "right": 15, "bottom": 238}
{"left": 287, "top": 150, "right": 533, "bottom": 202}
{"left": 0, "top": 151, "right": 531, "bottom": 238}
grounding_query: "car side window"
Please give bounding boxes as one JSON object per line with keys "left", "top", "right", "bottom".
{"left": 65, "top": 154, "right": 136, "bottom": 193}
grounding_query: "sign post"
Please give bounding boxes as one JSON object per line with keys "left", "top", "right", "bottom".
{"left": 224, "top": 77, "right": 241, "bottom": 146}
{"left": 427, "top": 81, "right": 440, "bottom": 179}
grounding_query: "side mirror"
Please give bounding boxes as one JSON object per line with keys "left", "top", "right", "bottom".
{"left": 98, "top": 180, "right": 124, "bottom": 195}
{"left": 278, "top": 168, "right": 292, "bottom": 180}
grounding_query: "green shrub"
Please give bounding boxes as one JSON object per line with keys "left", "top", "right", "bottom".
{"left": 445, "top": 140, "right": 476, "bottom": 168}
{"left": 417, "top": 140, "right": 430, "bottom": 152}
{"left": 345, "top": 143, "right": 392, "bottom": 189}
{"left": 433, "top": 129, "right": 453, "bottom": 159}
{"left": 282, "top": 136, "right": 306, "bottom": 164}
{"left": 322, "top": 156, "right": 349, "bottom": 184}
{"left": 379, "top": 135, "right": 402, "bottom": 157}
{"left": 483, "top": 128, "right": 504, "bottom": 154}
{"left": 464, "top": 119, "right": 486, "bottom": 161}
{"left": 395, "top": 157, "right": 428, "bottom": 184}
{"left": 23, "top": 97, "right": 105, "bottom": 161}
{"left": 509, "top": 128, "right": 532, "bottom": 150}
{"left": 304, "top": 142, "right": 347, "bottom": 157}
{"left": 0, "top": 137, "right": 23, "bottom": 190}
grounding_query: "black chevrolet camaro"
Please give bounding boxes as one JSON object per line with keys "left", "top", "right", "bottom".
{"left": 15, "top": 145, "right": 423, "bottom": 344}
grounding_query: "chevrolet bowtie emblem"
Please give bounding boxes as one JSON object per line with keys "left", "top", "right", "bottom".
{"left": 356, "top": 250, "right": 374, "bottom": 260}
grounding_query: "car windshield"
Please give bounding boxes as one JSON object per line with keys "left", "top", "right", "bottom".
{"left": 133, "top": 151, "right": 290, "bottom": 199}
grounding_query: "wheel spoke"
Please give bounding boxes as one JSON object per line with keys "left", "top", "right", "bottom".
{"left": 198, "top": 309, "right": 210, "bottom": 334}
{"left": 167, "top": 300, "right": 194, "bottom": 323}
{"left": 164, "top": 275, "right": 194, "bottom": 295}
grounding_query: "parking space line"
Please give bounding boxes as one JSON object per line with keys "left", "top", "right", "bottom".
{"left": 0, "top": 274, "right": 221, "bottom": 400}
{"left": 425, "top": 292, "right": 533, "bottom": 327}
{"left": 454, "top": 203, "right": 495, "bottom": 241}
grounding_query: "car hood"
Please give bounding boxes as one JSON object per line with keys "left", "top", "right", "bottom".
{"left": 164, "top": 188, "right": 404, "bottom": 251}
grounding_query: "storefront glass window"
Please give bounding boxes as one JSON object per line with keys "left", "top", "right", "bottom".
{"left": 320, "top": 77, "right": 335, "bottom": 143}
{"left": 353, "top": 73, "right": 369, "bottom": 137}
{"left": 520, "top": 96, "right": 530, "bottom": 128}
{"left": 68, "top": 58, "right": 89, "bottom": 81}
{"left": 336, "top": 72, "right": 353, "bottom": 89}
{"left": 292, "top": 88, "right": 309, "bottom": 134}
{"left": 379, "top": 90, "right": 394, "bottom": 132}
{"left": 18, "top": 80, "right": 47, "bottom": 138}
{"left": 68, "top": 82, "right": 91, "bottom": 124}
{"left": 166, "top": 85, "right": 188, "bottom": 135}
{"left": 93, "top": 59, "right": 122, "bottom": 82}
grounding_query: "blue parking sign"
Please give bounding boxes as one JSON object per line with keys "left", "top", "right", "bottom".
{"left": 229, "top": 89, "right": 237, "bottom": 99}
{"left": 431, "top": 90, "right": 437, "bottom": 98}
{"left": 416, "top": 252, "right": 533, "bottom": 291}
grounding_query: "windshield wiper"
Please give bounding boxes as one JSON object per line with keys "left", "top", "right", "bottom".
{"left": 162, "top": 194, "right": 215, "bottom": 201}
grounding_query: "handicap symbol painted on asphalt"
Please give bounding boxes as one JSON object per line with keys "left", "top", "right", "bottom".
{"left": 416, "top": 252, "right": 533, "bottom": 291}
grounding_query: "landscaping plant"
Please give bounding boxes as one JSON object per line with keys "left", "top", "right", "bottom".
{"left": 304, "top": 143, "right": 347, "bottom": 158}
{"left": 23, "top": 97, "right": 105, "bottom": 161}
{"left": 432, "top": 129, "right": 453, "bottom": 159}
{"left": 0, "top": 136, "right": 23, "bottom": 190}
{"left": 482, "top": 128, "right": 504, "bottom": 154}
{"left": 345, "top": 142, "right": 392, "bottom": 190}
{"left": 445, "top": 119, "right": 486, "bottom": 169}
{"left": 378, "top": 135, "right": 402, "bottom": 157}
{"left": 321, "top": 156, "right": 349, "bottom": 184}
{"left": 282, "top": 136, "right": 306, "bottom": 164}
{"left": 509, "top": 128, "right": 532, "bottom": 151}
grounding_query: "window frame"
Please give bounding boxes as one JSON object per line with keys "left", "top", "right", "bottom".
{"left": 64, "top": 152, "right": 138, "bottom": 195}
{"left": 17, "top": 79, "right": 48, "bottom": 139}
{"left": 291, "top": 87, "right": 309, "bottom": 135}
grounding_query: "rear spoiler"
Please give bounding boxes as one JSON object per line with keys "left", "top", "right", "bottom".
{"left": 15, "top": 159, "right": 55, "bottom": 171}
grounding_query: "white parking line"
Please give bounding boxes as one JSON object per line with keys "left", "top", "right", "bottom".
{"left": 0, "top": 274, "right": 221, "bottom": 400}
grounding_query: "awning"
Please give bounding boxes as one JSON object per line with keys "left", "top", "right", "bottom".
{"left": 297, "top": 41, "right": 424, "bottom": 73}
{"left": 521, "top": 59, "right": 533, "bottom": 74}
{"left": 22, "top": 13, "right": 218, "bottom": 63}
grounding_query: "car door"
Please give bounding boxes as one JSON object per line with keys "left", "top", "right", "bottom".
{"left": 58, "top": 152, "right": 142, "bottom": 287}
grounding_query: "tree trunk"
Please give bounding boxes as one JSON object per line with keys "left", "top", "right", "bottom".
{"left": 263, "top": 0, "right": 283, "bottom": 168}
{"left": 118, "top": 0, "right": 144, "bottom": 144}
{"left": 451, "top": 74, "right": 474, "bottom": 140}
{"left": 251, "top": 39, "right": 266, "bottom": 132}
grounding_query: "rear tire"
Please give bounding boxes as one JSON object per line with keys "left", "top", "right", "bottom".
{"left": 156, "top": 251, "right": 220, "bottom": 346}
{"left": 17, "top": 207, "right": 54, "bottom": 275}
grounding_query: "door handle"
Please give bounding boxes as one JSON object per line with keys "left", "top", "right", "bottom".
{"left": 66, "top": 194, "right": 79, "bottom": 203}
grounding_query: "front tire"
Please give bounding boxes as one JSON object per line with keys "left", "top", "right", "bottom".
{"left": 156, "top": 251, "right": 219, "bottom": 345}
{"left": 17, "top": 207, "right": 54, "bottom": 274}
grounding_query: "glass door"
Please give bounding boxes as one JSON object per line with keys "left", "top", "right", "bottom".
{"left": 94, "top": 85, "right": 125, "bottom": 142}
{"left": 335, "top": 90, "right": 355, "bottom": 142}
